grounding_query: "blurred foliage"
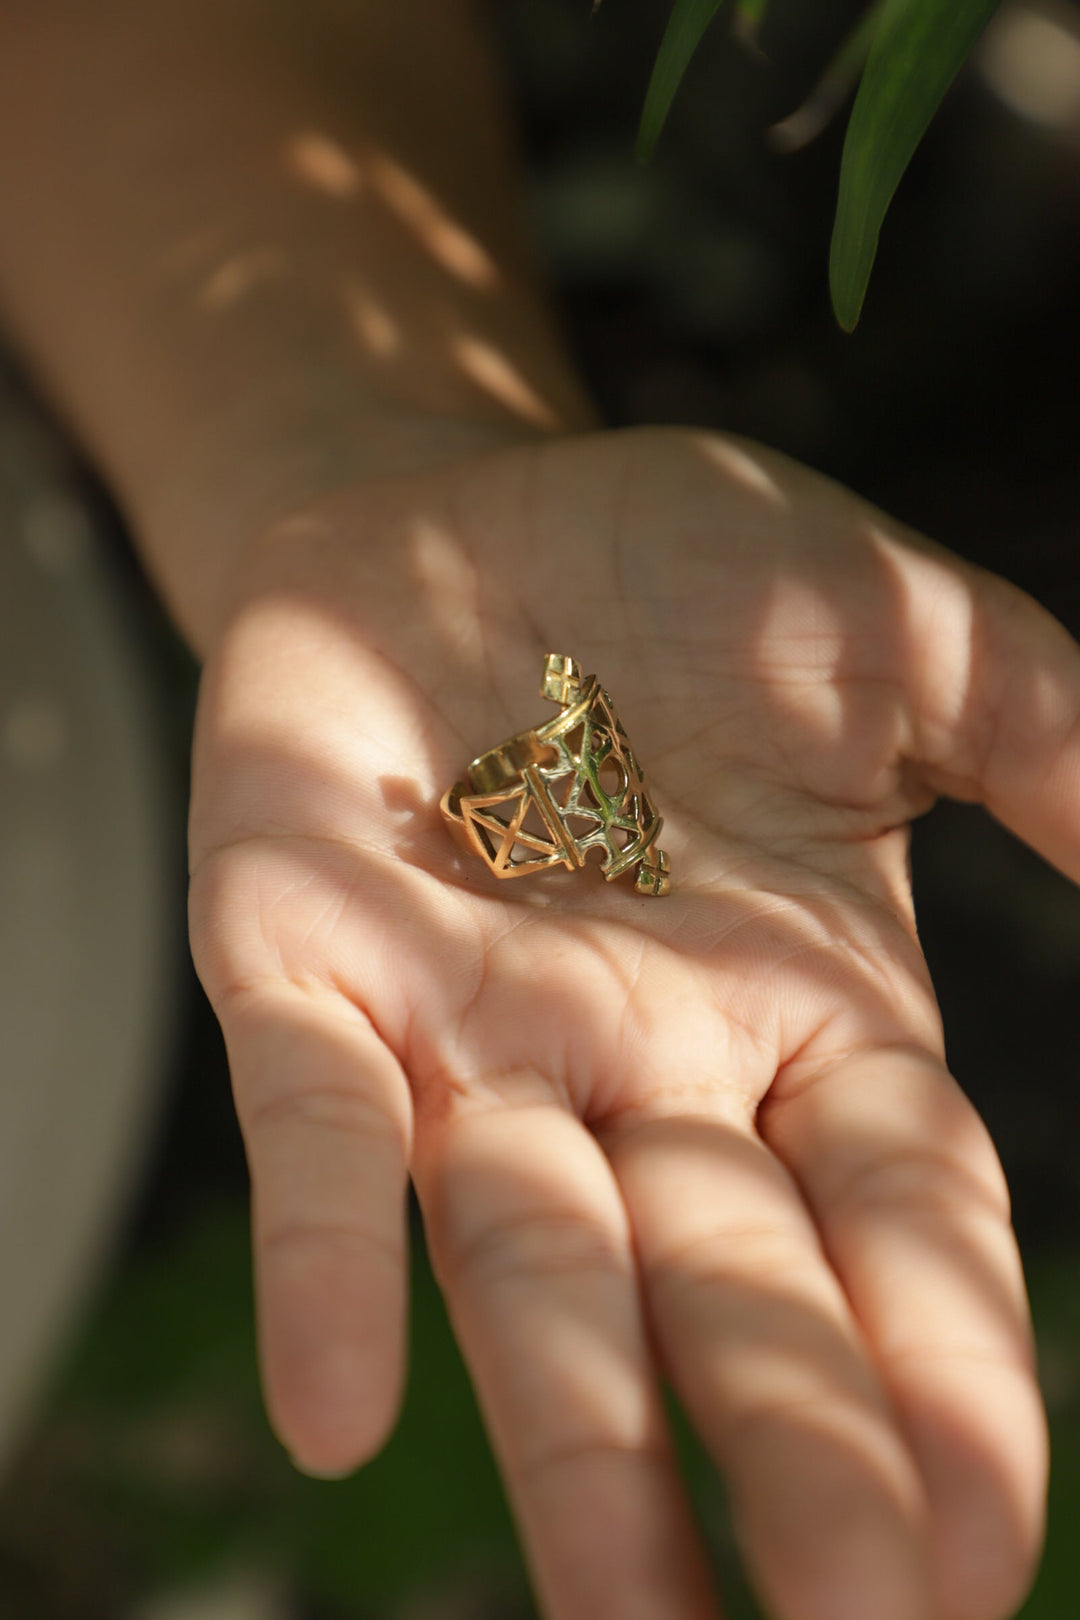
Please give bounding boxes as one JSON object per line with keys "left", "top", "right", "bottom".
{"left": 0, "top": 1203, "right": 523, "bottom": 1618}
{"left": 1018, "top": 1255, "right": 1080, "bottom": 1618}
{"left": 637, "top": 0, "right": 727, "bottom": 163}
{"left": 638, "top": 0, "right": 1004, "bottom": 328}
{"left": 829, "top": 0, "right": 1003, "bottom": 327}
{"left": 735, "top": 0, "right": 771, "bottom": 34}
{"left": 2, "top": 1200, "right": 1079, "bottom": 1616}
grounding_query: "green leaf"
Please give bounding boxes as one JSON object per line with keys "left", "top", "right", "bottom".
{"left": 637, "top": 0, "right": 727, "bottom": 161}
{"left": 830, "top": 0, "right": 1002, "bottom": 330}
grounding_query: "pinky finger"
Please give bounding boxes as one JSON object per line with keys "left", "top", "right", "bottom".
{"left": 218, "top": 981, "right": 414, "bottom": 1477}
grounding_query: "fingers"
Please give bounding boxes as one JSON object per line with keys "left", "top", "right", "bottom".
{"left": 411, "top": 1078, "right": 719, "bottom": 1620}
{"left": 897, "top": 541, "right": 1080, "bottom": 880}
{"left": 761, "top": 1045, "right": 1047, "bottom": 1620}
{"left": 601, "top": 1105, "right": 932, "bottom": 1620}
{"left": 216, "top": 978, "right": 414, "bottom": 1477}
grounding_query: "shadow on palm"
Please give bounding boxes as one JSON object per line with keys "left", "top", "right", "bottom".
{"left": 187, "top": 426, "right": 1060, "bottom": 1620}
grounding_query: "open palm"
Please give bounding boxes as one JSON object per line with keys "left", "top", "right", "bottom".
{"left": 189, "top": 428, "right": 1077, "bottom": 1620}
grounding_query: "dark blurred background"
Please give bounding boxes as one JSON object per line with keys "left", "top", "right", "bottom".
{"left": 1, "top": 1, "right": 1078, "bottom": 1615}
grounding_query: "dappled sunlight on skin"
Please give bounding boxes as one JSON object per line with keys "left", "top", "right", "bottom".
{"left": 190, "top": 711, "right": 939, "bottom": 1129}
{"left": 743, "top": 562, "right": 917, "bottom": 821}
{"left": 869, "top": 509, "right": 1080, "bottom": 877}
{"left": 197, "top": 247, "right": 288, "bottom": 312}
{"left": 184, "top": 426, "right": 1071, "bottom": 1620}
{"left": 282, "top": 128, "right": 501, "bottom": 293}
{"left": 227, "top": 504, "right": 541, "bottom": 748}
{"left": 409, "top": 518, "right": 487, "bottom": 672}
{"left": 450, "top": 332, "right": 561, "bottom": 430}
{"left": 409, "top": 1103, "right": 719, "bottom": 1617}
{"left": 896, "top": 1361, "right": 1046, "bottom": 1620}
{"left": 834, "top": 1159, "right": 1027, "bottom": 1360}
{"left": 152, "top": 128, "right": 559, "bottom": 453}
{"left": 282, "top": 129, "right": 361, "bottom": 198}
{"left": 166, "top": 127, "right": 568, "bottom": 440}
{"left": 751, "top": 575, "right": 852, "bottom": 741}
{"left": 599, "top": 1113, "right": 933, "bottom": 1620}
{"left": 190, "top": 587, "right": 456, "bottom": 863}
{"left": 218, "top": 437, "right": 942, "bottom": 931}
{"left": 343, "top": 281, "right": 402, "bottom": 358}
{"left": 862, "top": 519, "right": 981, "bottom": 778}
{"left": 756, "top": 1049, "right": 1048, "bottom": 1617}
{"left": 363, "top": 148, "right": 500, "bottom": 292}
{"left": 691, "top": 432, "right": 790, "bottom": 510}
{"left": 762, "top": 1054, "right": 1017, "bottom": 1274}
{"left": 158, "top": 227, "right": 298, "bottom": 322}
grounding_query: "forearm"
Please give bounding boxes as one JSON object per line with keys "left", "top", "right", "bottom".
{"left": 0, "top": 0, "right": 593, "bottom": 649}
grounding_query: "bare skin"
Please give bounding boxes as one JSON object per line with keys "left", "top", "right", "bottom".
{"left": 189, "top": 427, "right": 1071, "bottom": 1620}
{"left": 0, "top": 3, "right": 1074, "bottom": 1617}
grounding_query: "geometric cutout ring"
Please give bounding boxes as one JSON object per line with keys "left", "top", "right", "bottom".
{"left": 441, "top": 652, "right": 671, "bottom": 896}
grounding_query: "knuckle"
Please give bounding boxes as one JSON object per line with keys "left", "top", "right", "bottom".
{"left": 648, "top": 1222, "right": 811, "bottom": 1307}
{"left": 720, "top": 1384, "right": 867, "bottom": 1452}
{"left": 831, "top": 1136, "right": 1010, "bottom": 1226}
{"left": 188, "top": 835, "right": 353, "bottom": 1013}
{"left": 877, "top": 1342, "right": 1035, "bottom": 1378}
{"left": 242, "top": 1082, "right": 398, "bottom": 1147}
{"left": 437, "top": 1207, "right": 629, "bottom": 1293}
{"left": 515, "top": 1436, "right": 669, "bottom": 1492}
{"left": 187, "top": 846, "right": 264, "bottom": 996}
{"left": 258, "top": 1217, "right": 401, "bottom": 1273}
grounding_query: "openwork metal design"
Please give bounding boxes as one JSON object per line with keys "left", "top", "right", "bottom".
{"left": 441, "top": 653, "right": 670, "bottom": 896}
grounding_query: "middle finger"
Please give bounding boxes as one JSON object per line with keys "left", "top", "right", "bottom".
{"left": 411, "top": 1071, "right": 719, "bottom": 1620}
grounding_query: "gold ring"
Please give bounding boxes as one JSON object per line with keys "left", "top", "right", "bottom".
{"left": 440, "top": 653, "right": 671, "bottom": 896}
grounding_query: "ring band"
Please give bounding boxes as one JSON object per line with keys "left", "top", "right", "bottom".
{"left": 440, "top": 653, "right": 671, "bottom": 896}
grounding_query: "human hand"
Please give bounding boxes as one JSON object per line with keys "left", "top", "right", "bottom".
{"left": 188, "top": 427, "right": 1073, "bottom": 1620}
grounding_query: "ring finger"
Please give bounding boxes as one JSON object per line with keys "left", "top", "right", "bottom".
{"left": 601, "top": 1101, "right": 933, "bottom": 1620}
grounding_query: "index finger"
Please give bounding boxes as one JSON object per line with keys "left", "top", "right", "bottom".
{"left": 190, "top": 846, "right": 415, "bottom": 1479}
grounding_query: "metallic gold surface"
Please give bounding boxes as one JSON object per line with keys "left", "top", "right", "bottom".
{"left": 441, "top": 653, "right": 670, "bottom": 894}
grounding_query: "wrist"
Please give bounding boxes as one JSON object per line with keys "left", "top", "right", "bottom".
{"left": 0, "top": 0, "right": 599, "bottom": 654}
{"left": 136, "top": 398, "right": 555, "bottom": 658}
